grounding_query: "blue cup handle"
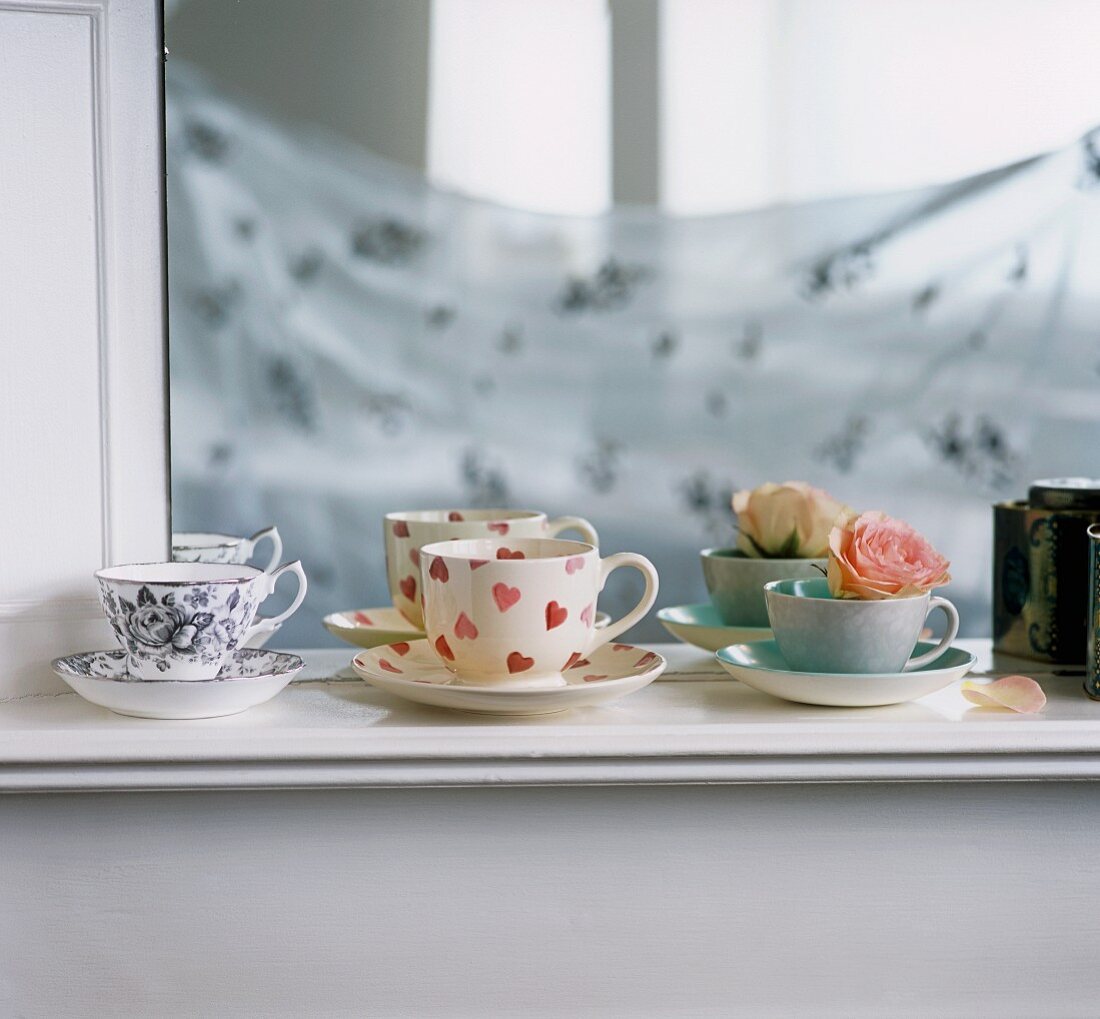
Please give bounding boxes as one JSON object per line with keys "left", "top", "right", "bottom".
{"left": 904, "top": 597, "right": 959, "bottom": 671}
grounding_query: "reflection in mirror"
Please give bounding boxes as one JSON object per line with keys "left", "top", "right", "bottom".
{"left": 166, "top": 0, "right": 1100, "bottom": 647}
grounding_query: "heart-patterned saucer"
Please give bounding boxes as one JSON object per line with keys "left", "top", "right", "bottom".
{"left": 715, "top": 640, "right": 977, "bottom": 707}
{"left": 352, "top": 640, "right": 666, "bottom": 715}
{"left": 325, "top": 606, "right": 611, "bottom": 650}
{"left": 51, "top": 648, "right": 304, "bottom": 719}
{"left": 657, "top": 603, "right": 771, "bottom": 653}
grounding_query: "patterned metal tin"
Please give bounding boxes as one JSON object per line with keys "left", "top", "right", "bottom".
{"left": 993, "top": 488, "right": 1100, "bottom": 664}
{"left": 1087, "top": 524, "right": 1100, "bottom": 699}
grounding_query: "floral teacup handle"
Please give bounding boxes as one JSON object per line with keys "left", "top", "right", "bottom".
{"left": 904, "top": 596, "right": 960, "bottom": 671}
{"left": 243, "top": 560, "right": 308, "bottom": 641}
{"left": 583, "top": 553, "right": 659, "bottom": 653}
{"left": 244, "top": 526, "right": 283, "bottom": 573}
{"left": 546, "top": 516, "right": 599, "bottom": 548}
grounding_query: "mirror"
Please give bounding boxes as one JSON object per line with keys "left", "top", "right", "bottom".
{"left": 165, "top": 0, "right": 1100, "bottom": 646}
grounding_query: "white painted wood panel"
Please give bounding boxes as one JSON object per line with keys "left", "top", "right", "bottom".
{"left": 0, "top": 0, "right": 168, "bottom": 697}
{"left": 3, "top": 784, "right": 1098, "bottom": 1017}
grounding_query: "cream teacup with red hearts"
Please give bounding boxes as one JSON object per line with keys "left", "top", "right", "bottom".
{"left": 384, "top": 510, "right": 598, "bottom": 629}
{"left": 418, "top": 537, "right": 658, "bottom": 689}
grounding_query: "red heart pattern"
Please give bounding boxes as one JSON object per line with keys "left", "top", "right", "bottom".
{"left": 488, "top": 522, "right": 510, "bottom": 535}
{"left": 429, "top": 557, "right": 450, "bottom": 583}
{"left": 379, "top": 658, "right": 402, "bottom": 674}
{"left": 434, "top": 635, "right": 455, "bottom": 661}
{"left": 409, "top": 548, "right": 420, "bottom": 567}
{"left": 496, "top": 547, "right": 526, "bottom": 560}
{"left": 565, "top": 556, "right": 585, "bottom": 575}
{"left": 563, "top": 651, "right": 583, "bottom": 670}
{"left": 492, "top": 583, "right": 521, "bottom": 612}
{"left": 635, "top": 651, "right": 658, "bottom": 667}
{"left": 455, "top": 612, "right": 479, "bottom": 640}
{"left": 353, "top": 611, "right": 373, "bottom": 626}
{"left": 391, "top": 642, "right": 411, "bottom": 656}
{"left": 583, "top": 674, "right": 607, "bottom": 682}
{"left": 580, "top": 603, "right": 595, "bottom": 627}
{"left": 393, "top": 520, "right": 410, "bottom": 538}
{"left": 399, "top": 576, "right": 417, "bottom": 601}
{"left": 469, "top": 559, "right": 489, "bottom": 570}
{"left": 507, "top": 651, "right": 534, "bottom": 674}
{"left": 545, "top": 601, "right": 568, "bottom": 630}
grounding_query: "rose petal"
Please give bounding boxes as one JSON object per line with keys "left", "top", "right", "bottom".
{"left": 961, "top": 676, "right": 1047, "bottom": 713}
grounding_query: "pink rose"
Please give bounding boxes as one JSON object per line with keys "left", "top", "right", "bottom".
{"left": 732, "top": 482, "right": 850, "bottom": 559}
{"left": 827, "top": 511, "right": 951, "bottom": 600}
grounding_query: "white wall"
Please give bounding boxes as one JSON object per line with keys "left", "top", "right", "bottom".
{"left": 0, "top": 0, "right": 169, "bottom": 696}
{"left": 5, "top": 784, "right": 1100, "bottom": 1015}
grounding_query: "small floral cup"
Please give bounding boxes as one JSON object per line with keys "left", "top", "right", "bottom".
{"left": 171, "top": 526, "right": 282, "bottom": 573}
{"left": 95, "top": 561, "right": 307, "bottom": 679}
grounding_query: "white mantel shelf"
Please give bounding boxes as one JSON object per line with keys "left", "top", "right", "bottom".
{"left": 2, "top": 640, "right": 1099, "bottom": 792}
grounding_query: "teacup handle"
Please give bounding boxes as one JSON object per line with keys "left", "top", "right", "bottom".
{"left": 904, "top": 596, "right": 959, "bottom": 671}
{"left": 546, "top": 516, "right": 599, "bottom": 547}
{"left": 245, "top": 526, "right": 283, "bottom": 573}
{"left": 583, "top": 553, "right": 659, "bottom": 654}
{"left": 243, "top": 560, "right": 308, "bottom": 641}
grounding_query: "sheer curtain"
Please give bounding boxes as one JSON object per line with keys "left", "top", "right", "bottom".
{"left": 165, "top": 3, "right": 1100, "bottom": 647}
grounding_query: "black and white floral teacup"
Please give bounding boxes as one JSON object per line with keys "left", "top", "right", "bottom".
{"left": 95, "top": 561, "right": 307, "bottom": 680}
{"left": 171, "top": 526, "right": 282, "bottom": 572}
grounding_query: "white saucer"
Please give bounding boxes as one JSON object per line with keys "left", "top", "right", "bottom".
{"left": 715, "top": 640, "right": 977, "bottom": 707}
{"left": 326, "top": 605, "right": 611, "bottom": 650}
{"left": 352, "top": 640, "right": 666, "bottom": 715}
{"left": 51, "top": 648, "right": 304, "bottom": 719}
{"left": 657, "top": 603, "right": 771, "bottom": 653}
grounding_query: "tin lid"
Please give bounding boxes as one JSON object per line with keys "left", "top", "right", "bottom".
{"left": 1028, "top": 478, "right": 1100, "bottom": 510}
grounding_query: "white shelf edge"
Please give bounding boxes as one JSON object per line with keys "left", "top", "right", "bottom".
{"left": 6, "top": 752, "right": 1100, "bottom": 792}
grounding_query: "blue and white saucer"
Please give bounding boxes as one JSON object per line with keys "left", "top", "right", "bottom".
{"left": 715, "top": 640, "right": 977, "bottom": 707}
{"left": 657, "top": 603, "right": 770, "bottom": 653}
{"left": 51, "top": 648, "right": 304, "bottom": 719}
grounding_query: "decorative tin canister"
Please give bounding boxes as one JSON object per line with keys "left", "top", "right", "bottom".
{"left": 993, "top": 479, "right": 1100, "bottom": 665}
{"left": 1088, "top": 524, "right": 1100, "bottom": 698}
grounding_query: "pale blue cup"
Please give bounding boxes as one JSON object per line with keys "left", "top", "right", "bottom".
{"left": 764, "top": 577, "right": 959, "bottom": 674}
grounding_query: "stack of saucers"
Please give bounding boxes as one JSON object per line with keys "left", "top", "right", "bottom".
{"left": 52, "top": 528, "right": 309, "bottom": 719}
{"left": 715, "top": 578, "right": 975, "bottom": 707}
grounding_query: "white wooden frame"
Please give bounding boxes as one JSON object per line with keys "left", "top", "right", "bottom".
{"left": 0, "top": 0, "right": 169, "bottom": 697}
{"left": 5, "top": 9, "right": 1100, "bottom": 1014}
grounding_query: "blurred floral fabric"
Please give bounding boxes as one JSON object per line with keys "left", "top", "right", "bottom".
{"left": 167, "top": 62, "right": 1100, "bottom": 646}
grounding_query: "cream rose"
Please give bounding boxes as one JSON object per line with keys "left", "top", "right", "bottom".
{"left": 732, "top": 481, "right": 850, "bottom": 559}
{"left": 827, "top": 510, "right": 951, "bottom": 600}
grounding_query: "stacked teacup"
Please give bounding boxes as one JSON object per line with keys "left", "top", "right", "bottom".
{"left": 172, "top": 526, "right": 286, "bottom": 647}
{"left": 702, "top": 483, "right": 843, "bottom": 628}
{"left": 352, "top": 508, "right": 666, "bottom": 712}
{"left": 51, "top": 526, "right": 309, "bottom": 719}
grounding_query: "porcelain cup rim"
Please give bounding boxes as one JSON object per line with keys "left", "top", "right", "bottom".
{"left": 171, "top": 531, "right": 247, "bottom": 550}
{"left": 96, "top": 561, "right": 268, "bottom": 585}
{"left": 764, "top": 577, "right": 929, "bottom": 604}
{"left": 701, "top": 547, "right": 826, "bottom": 566}
{"left": 419, "top": 537, "right": 596, "bottom": 561}
{"left": 386, "top": 508, "right": 545, "bottom": 524}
